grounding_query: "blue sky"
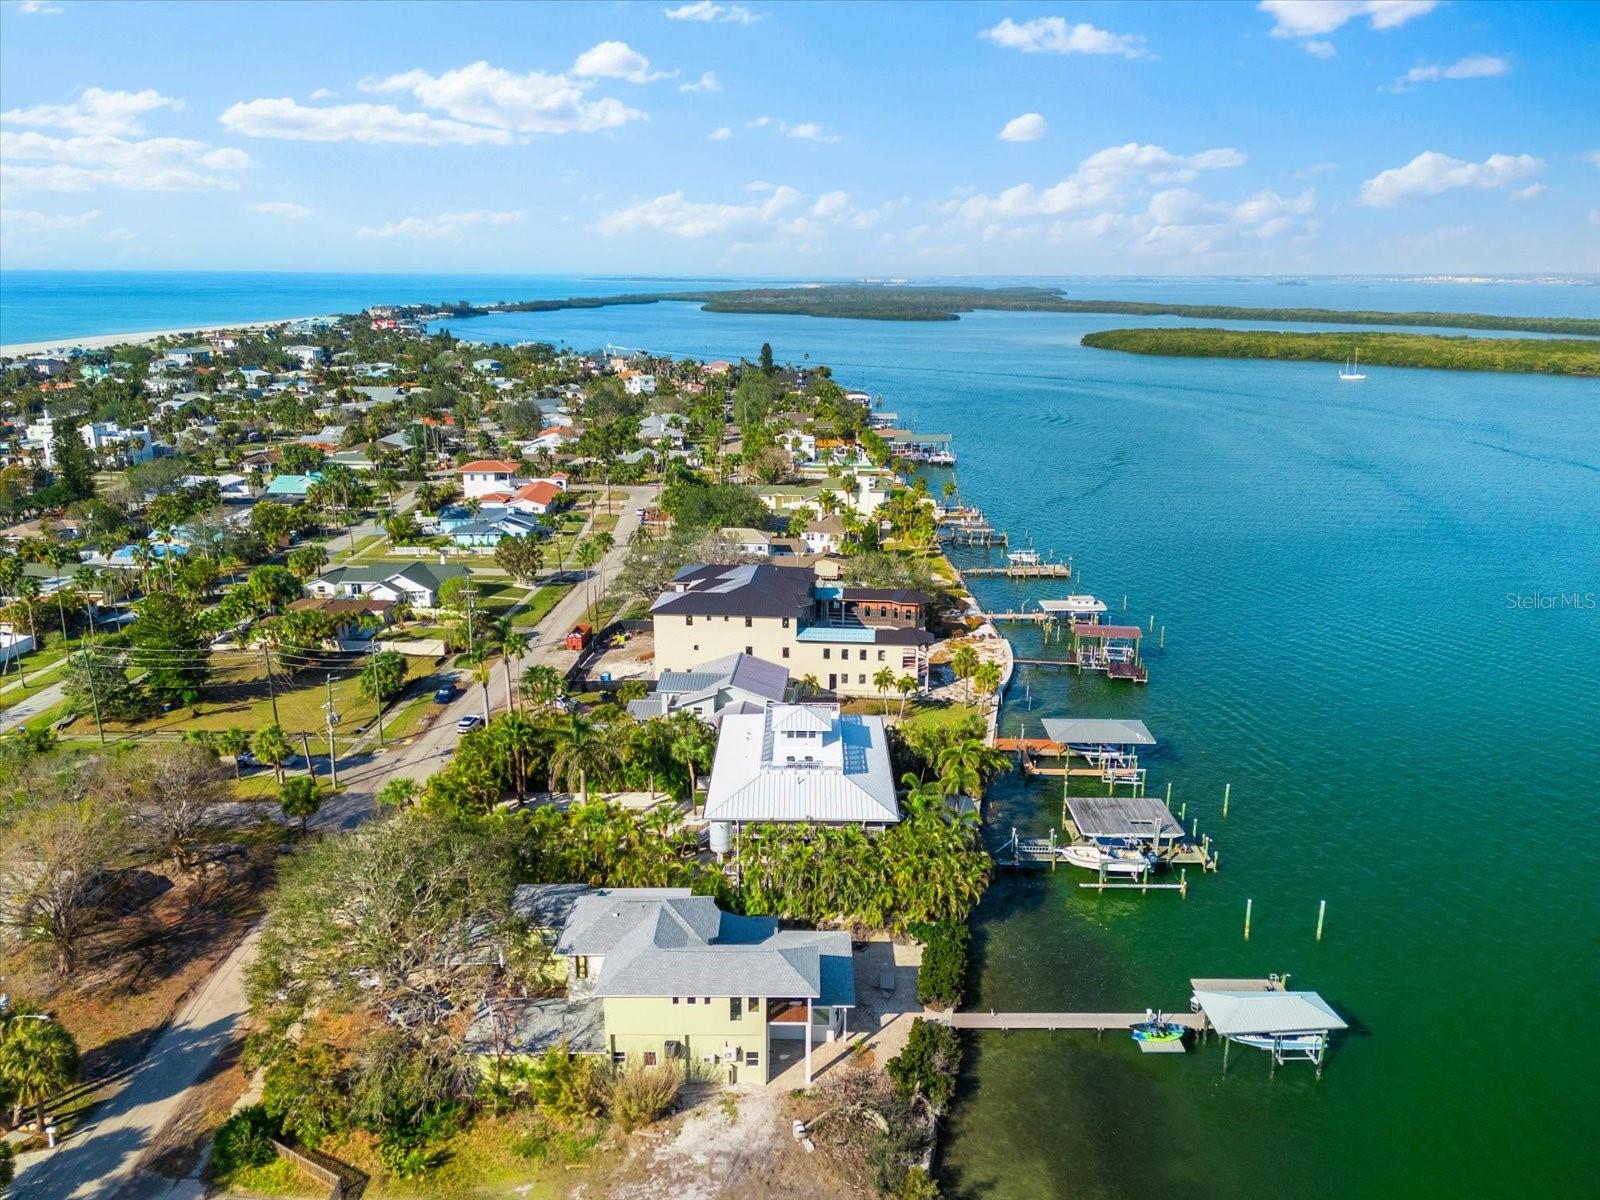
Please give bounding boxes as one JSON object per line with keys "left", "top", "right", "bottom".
{"left": 2, "top": 0, "right": 1596, "bottom": 275}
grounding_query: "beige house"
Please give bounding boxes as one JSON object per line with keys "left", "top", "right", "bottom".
{"left": 649, "top": 563, "right": 930, "bottom": 697}
{"left": 494, "top": 886, "right": 854, "bottom": 1086}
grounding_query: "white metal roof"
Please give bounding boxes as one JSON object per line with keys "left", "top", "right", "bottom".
{"left": 1038, "top": 595, "right": 1108, "bottom": 614}
{"left": 1040, "top": 718, "right": 1156, "bottom": 746}
{"left": 704, "top": 706, "right": 900, "bottom": 825}
{"left": 1192, "top": 990, "right": 1348, "bottom": 1037}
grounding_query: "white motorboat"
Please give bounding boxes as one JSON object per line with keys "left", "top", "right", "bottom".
{"left": 1060, "top": 838, "right": 1154, "bottom": 875}
{"left": 1231, "top": 1031, "right": 1327, "bottom": 1053}
{"left": 1007, "top": 547, "right": 1042, "bottom": 567}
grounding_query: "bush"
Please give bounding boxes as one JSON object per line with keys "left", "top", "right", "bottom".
{"left": 887, "top": 1166, "right": 942, "bottom": 1200}
{"left": 261, "top": 1040, "right": 351, "bottom": 1147}
{"left": 885, "top": 1019, "right": 961, "bottom": 1114}
{"left": 210, "top": 1105, "right": 278, "bottom": 1181}
{"left": 913, "top": 922, "right": 969, "bottom": 1009}
{"left": 608, "top": 1062, "right": 681, "bottom": 1131}
{"left": 377, "top": 1136, "right": 442, "bottom": 1180}
{"left": 530, "top": 1046, "right": 608, "bottom": 1126}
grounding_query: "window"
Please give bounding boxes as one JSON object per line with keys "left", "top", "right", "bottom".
{"left": 745, "top": 617, "right": 753, "bottom": 627}
{"left": 745, "top": 1050, "right": 760, "bottom": 1067}
{"left": 749, "top": 996, "right": 759, "bottom": 1010}
{"left": 745, "top": 646, "right": 753, "bottom": 656}
{"left": 730, "top": 998, "right": 742, "bottom": 1019}
{"left": 782, "top": 617, "right": 790, "bottom": 629}
{"left": 685, "top": 615, "right": 693, "bottom": 626}
{"left": 574, "top": 956, "right": 588, "bottom": 979}
{"left": 822, "top": 648, "right": 831, "bottom": 660}
{"left": 703, "top": 997, "right": 710, "bottom": 1005}
{"left": 644, "top": 1051, "right": 658, "bottom": 1066}
{"left": 858, "top": 674, "right": 866, "bottom": 685}
{"left": 878, "top": 650, "right": 886, "bottom": 661}
{"left": 782, "top": 647, "right": 790, "bottom": 659}
{"left": 672, "top": 996, "right": 680, "bottom": 1005}
{"left": 693, "top": 644, "right": 699, "bottom": 652}
{"left": 687, "top": 996, "right": 697, "bottom": 1005}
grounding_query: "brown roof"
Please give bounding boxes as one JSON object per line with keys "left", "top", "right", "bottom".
{"left": 291, "top": 597, "right": 394, "bottom": 616}
{"left": 458, "top": 459, "right": 520, "bottom": 474}
{"left": 1071, "top": 623, "right": 1142, "bottom": 640}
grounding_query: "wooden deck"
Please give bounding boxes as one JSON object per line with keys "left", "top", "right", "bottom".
{"left": 933, "top": 1010, "right": 1205, "bottom": 1032}
{"left": 962, "top": 564, "right": 1072, "bottom": 579}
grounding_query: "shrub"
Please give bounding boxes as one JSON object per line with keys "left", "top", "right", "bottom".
{"left": 608, "top": 1062, "right": 681, "bottom": 1131}
{"left": 210, "top": 1105, "right": 278, "bottom": 1181}
{"left": 377, "top": 1136, "right": 442, "bottom": 1180}
{"left": 913, "top": 922, "right": 969, "bottom": 1010}
{"left": 531, "top": 1046, "right": 609, "bottom": 1126}
{"left": 888, "top": 1166, "right": 942, "bottom": 1200}
{"left": 885, "top": 1018, "right": 961, "bottom": 1114}
{"left": 261, "top": 1040, "right": 351, "bottom": 1147}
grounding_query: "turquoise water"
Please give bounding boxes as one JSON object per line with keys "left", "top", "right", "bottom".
{"left": 3, "top": 270, "right": 1596, "bottom": 346}
{"left": 432, "top": 298, "right": 1600, "bottom": 1199}
{"left": 10, "top": 272, "right": 1599, "bottom": 1194}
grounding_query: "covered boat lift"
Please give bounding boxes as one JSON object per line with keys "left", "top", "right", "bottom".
{"left": 1068, "top": 622, "right": 1148, "bottom": 683}
{"left": 1039, "top": 717, "right": 1156, "bottom": 792}
{"left": 1190, "top": 982, "right": 1348, "bottom": 1077}
{"left": 1038, "top": 595, "right": 1108, "bottom": 622}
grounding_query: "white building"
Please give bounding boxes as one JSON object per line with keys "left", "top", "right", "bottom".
{"left": 284, "top": 344, "right": 329, "bottom": 368}
{"left": 457, "top": 459, "right": 524, "bottom": 499}
{"left": 703, "top": 704, "right": 900, "bottom": 848}
{"left": 627, "top": 653, "right": 790, "bottom": 725}
{"left": 623, "top": 373, "right": 657, "bottom": 397}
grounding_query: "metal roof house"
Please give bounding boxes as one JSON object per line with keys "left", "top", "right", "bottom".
{"left": 627, "top": 652, "right": 791, "bottom": 724}
{"left": 703, "top": 703, "right": 899, "bottom": 846}
{"left": 499, "top": 885, "right": 855, "bottom": 1085}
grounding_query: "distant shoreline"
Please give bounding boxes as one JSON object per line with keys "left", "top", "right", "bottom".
{"left": 0, "top": 315, "right": 326, "bottom": 358}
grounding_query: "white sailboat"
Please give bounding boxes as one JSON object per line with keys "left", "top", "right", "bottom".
{"left": 1339, "top": 351, "right": 1367, "bottom": 382}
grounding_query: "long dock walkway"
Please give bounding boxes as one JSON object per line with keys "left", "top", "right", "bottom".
{"left": 962, "top": 564, "right": 1072, "bottom": 579}
{"left": 933, "top": 1010, "right": 1205, "bottom": 1032}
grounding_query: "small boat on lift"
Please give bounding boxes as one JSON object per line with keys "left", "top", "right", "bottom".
{"left": 1130, "top": 1010, "right": 1186, "bottom": 1045}
{"left": 1007, "top": 545, "right": 1041, "bottom": 568}
{"left": 1060, "top": 837, "right": 1155, "bottom": 875}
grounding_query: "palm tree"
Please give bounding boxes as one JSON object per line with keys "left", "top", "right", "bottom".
{"left": 498, "top": 627, "right": 531, "bottom": 712}
{"left": 470, "top": 653, "right": 493, "bottom": 723}
{"left": 972, "top": 660, "right": 1002, "bottom": 709}
{"left": 798, "top": 673, "right": 820, "bottom": 700}
{"left": 936, "top": 737, "right": 1009, "bottom": 801}
{"left": 546, "top": 713, "right": 621, "bottom": 805}
{"left": 573, "top": 538, "right": 601, "bottom": 621}
{"left": 950, "top": 645, "right": 980, "bottom": 703}
{"left": 895, "top": 673, "right": 919, "bottom": 720}
{"left": 899, "top": 771, "right": 949, "bottom": 823}
{"left": 667, "top": 711, "right": 716, "bottom": 803}
{"left": 519, "top": 663, "right": 565, "bottom": 708}
{"left": 873, "top": 666, "right": 897, "bottom": 716}
{"left": 253, "top": 723, "right": 292, "bottom": 785}
{"left": 279, "top": 775, "right": 322, "bottom": 834}
{"left": 218, "top": 727, "right": 250, "bottom": 778}
{"left": 0, "top": 1010, "right": 80, "bottom": 1132}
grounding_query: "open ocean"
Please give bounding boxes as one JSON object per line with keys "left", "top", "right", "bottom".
{"left": 8, "top": 271, "right": 1600, "bottom": 1197}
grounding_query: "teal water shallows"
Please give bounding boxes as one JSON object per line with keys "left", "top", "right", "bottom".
{"left": 434, "top": 300, "right": 1600, "bottom": 1199}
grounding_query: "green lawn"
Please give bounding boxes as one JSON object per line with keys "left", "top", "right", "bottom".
{"left": 512, "top": 581, "right": 574, "bottom": 629}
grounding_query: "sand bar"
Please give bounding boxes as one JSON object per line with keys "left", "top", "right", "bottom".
{"left": 0, "top": 315, "right": 332, "bottom": 358}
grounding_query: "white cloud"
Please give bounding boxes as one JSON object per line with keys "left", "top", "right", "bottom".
{"left": 254, "top": 200, "right": 311, "bottom": 219}
{"left": 0, "top": 130, "right": 250, "bottom": 192}
{"left": 786, "top": 121, "right": 838, "bottom": 143}
{"left": 222, "top": 97, "right": 512, "bottom": 145}
{"left": 1304, "top": 40, "right": 1337, "bottom": 58}
{"left": 812, "top": 190, "right": 850, "bottom": 219}
{"left": 17, "top": 1, "right": 65, "bottom": 14}
{"left": 980, "top": 16, "right": 1147, "bottom": 59}
{"left": 663, "top": 2, "right": 761, "bottom": 24}
{"left": 998, "top": 112, "right": 1048, "bottom": 143}
{"left": 744, "top": 180, "right": 772, "bottom": 191}
{"left": 1508, "top": 184, "right": 1543, "bottom": 201}
{"left": 1358, "top": 151, "right": 1542, "bottom": 207}
{"left": 357, "top": 209, "right": 522, "bottom": 239}
{"left": 708, "top": 125, "right": 732, "bottom": 140}
{"left": 1385, "top": 54, "right": 1508, "bottom": 92}
{"left": 571, "top": 41, "right": 674, "bottom": 84}
{"left": 1258, "top": 1, "right": 1438, "bottom": 38}
{"left": 0, "top": 207, "right": 100, "bottom": 231}
{"left": 1, "top": 88, "right": 182, "bottom": 137}
{"left": 598, "top": 191, "right": 765, "bottom": 239}
{"left": 1579, "top": 149, "right": 1600, "bottom": 167}
{"left": 309, "top": 88, "right": 337, "bottom": 101}
{"left": 956, "top": 142, "right": 1246, "bottom": 221}
{"left": 360, "top": 61, "right": 645, "bottom": 135}
{"left": 679, "top": 71, "right": 721, "bottom": 94}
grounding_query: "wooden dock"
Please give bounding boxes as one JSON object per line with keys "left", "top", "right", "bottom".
{"left": 979, "top": 610, "right": 1053, "bottom": 623}
{"left": 932, "top": 1010, "right": 1205, "bottom": 1032}
{"left": 962, "top": 564, "right": 1072, "bottom": 579}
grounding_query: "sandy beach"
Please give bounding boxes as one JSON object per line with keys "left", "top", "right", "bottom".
{"left": 0, "top": 315, "right": 330, "bottom": 358}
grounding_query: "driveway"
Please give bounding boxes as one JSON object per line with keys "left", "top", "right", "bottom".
{"left": 8, "top": 486, "right": 651, "bottom": 1199}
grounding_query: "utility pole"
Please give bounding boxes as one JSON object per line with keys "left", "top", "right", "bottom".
{"left": 77, "top": 648, "right": 106, "bottom": 746}
{"left": 465, "top": 587, "right": 477, "bottom": 659}
{"left": 323, "top": 672, "right": 340, "bottom": 788}
{"left": 369, "top": 643, "right": 385, "bottom": 746}
{"left": 262, "top": 647, "right": 281, "bottom": 726}
{"left": 300, "top": 732, "right": 315, "bottom": 779}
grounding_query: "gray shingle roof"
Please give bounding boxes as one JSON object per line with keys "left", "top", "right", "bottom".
{"left": 512, "top": 886, "right": 854, "bottom": 1006}
{"left": 650, "top": 563, "right": 813, "bottom": 619}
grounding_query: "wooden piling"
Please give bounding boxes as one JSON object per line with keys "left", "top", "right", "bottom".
{"left": 1244, "top": 897, "right": 1253, "bottom": 940}
{"left": 1223, "top": 782, "right": 1231, "bottom": 818}
{"left": 1316, "top": 899, "right": 1326, "bottom": 942}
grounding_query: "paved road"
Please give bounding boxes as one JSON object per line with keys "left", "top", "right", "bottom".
{"left": 0, "top": 671, "right": 70, "bottom": 733}
{"left": 8, "top": 486, "right": 650, "bottom": 1200}
{"left": 10, "top": 932, "right": 259, "bottom": 1200}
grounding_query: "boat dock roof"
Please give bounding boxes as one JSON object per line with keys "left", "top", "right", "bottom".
{"left": 1071, "top": 622, "right": 1142, "bottom": 640}
{"left": 1191, "top": 990, "right": 1348, "bottom": 1037}
{"left": 1065, "top": 795, "right": 1185, "bottom": 841}
{"left": 1040, "top": 718, "right": 1155, "bottom": 746}
{"left": 1038, "top": 595, "right": 1107, "bottom": 614}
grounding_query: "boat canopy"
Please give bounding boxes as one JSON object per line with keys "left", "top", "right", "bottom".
{"left": 1191, "top": 990, "right": 1348, "bottom": 1037}
{"left": 1041, "top": 718, "right": 1155, "bottom": 747}
{"left": 1065, "top": 796, "right": 1185, "bottom": 842}
{"left": 1070, "top": 623, "right": 1142, "bottom": 640}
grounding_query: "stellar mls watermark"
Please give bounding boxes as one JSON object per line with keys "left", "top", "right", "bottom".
{"left": 1506, "top": 590, "right": 1596, "bottom": 610}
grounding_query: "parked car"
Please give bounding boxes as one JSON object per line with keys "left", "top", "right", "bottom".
{"left": 456, "top": 714, "right": 484, "bottom": 734}
{"left": 433, "top": 684, "right": 456, "bottom": 704}
{"left": 236, "top": 749, "right": 259, "bottom": 768}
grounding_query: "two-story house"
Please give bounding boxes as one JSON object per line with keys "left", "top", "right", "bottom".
{"left": 504, "top": 885, "right": 854, "bottom": 1086}
{"left": 458, "top": 459, "right": 524, "bottom": 499}
{"left": 649, "top": 563, "right": 930, "bottom": 697}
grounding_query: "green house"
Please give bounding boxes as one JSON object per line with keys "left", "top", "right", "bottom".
{"left": 500, "top": 885, "right": 855, "bottom": 1086}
